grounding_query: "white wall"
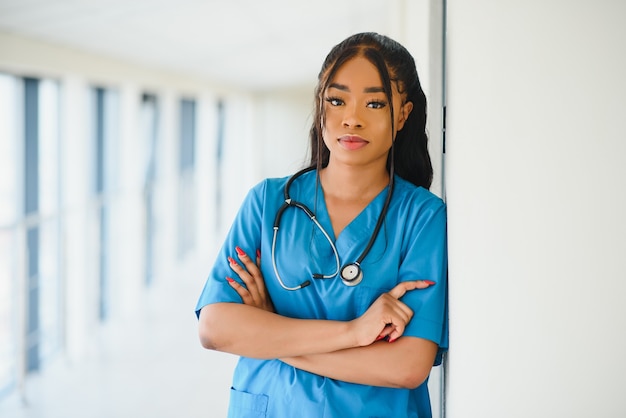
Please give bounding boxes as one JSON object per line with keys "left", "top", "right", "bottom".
{"left": 446, "top": 1, "right": 626, "bottom": 416}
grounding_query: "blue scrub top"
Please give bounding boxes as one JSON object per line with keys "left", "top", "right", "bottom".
{"left": 196, "top": 169, "right": 448, "bottom": 418}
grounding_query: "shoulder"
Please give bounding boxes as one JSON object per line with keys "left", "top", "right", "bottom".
{"left": 392, "top": 175, "right": 446, "bottom": 215}
{"left": 264, "top": 168, "right": 317, "bottom": 194}
{"left": 249, "top": 175, "right": 290, "bottom": 196}
{"left": 390, "top": 176, "right": 447, "bottom": 235}
{"left": 247, "top": 170, "right": 315, "bottom": 202}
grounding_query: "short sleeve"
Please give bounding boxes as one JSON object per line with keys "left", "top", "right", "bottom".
{"left": 195, "top": 181, "right": 266, "bottom": 318}
{"left": 399, "top": 200, "right": 448, "bottom": 364}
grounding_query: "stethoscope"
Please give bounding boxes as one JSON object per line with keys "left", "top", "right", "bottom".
{"left": 271, "top": 166, "right": 394, "bottom": 290}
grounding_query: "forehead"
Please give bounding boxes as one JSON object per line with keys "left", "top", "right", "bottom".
{"left": 328, "top": 56, "right": 383, "bottom": 87}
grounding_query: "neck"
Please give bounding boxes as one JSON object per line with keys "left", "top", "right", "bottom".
{"left": 320, "top": 162, "right": 390, "bottom": 201}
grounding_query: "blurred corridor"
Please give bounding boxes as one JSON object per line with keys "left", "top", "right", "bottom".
{"left": 1, "top": 3, "right": 436, "bottom": 415}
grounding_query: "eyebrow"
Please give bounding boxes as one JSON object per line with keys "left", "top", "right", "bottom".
{"left": 328, "top": 83, "right": 385, "bottom": 94}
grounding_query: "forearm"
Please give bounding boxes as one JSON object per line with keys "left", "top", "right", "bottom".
{"left": 282, "top": 336, "right": 438, "bottom": 389}
{"left": 198, "top": 302, "right": 356, "bottom": 359}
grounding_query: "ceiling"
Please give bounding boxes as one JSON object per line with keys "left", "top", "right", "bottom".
{"left": 0, "top": 0, "right": 396, "bottom": 91}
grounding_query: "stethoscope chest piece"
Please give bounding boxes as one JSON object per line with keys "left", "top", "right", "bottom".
{"left": 340, "top": 263, "right": 363, "bottom": 287}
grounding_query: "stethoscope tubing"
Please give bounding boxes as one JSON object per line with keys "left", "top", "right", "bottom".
{"left": 270, "top": 166, "right": 394, "bottom": 290}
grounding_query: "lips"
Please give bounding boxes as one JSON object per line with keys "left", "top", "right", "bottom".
{"left": 338, "top": 135, "right": 368, "bottom": 150}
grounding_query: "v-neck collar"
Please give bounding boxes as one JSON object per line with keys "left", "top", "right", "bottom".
{"left": 313, "top": 175, "right": 390, "bottom": 251}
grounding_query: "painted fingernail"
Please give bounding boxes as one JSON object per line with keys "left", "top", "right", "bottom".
{"left": 226, "top": 277, "right": 235, "bottom": 284}
{"left": 256, "top": 249, "right": 261, "bottom": 259}
{"left": 235, "top": 246, "right": 246, "bottom": 256}
{"left": 424, "top": 280, "right": 436, "bottom": 285}
{"left": 375, "top": 335, "right": 385, "bottom": 341}
{"left": 388, "top": 337, "right": 397, "bottom": 343}
{"left": 227, "top": 256, "right": 237, "bottom": 264}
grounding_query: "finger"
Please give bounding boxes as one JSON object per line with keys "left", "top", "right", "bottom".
{"left": 387, "top": 282, "right": 412, "bottom": 299}
{"left": 387, "top": 332, "right": 401, "bottom": 343}
{"left": 378, "top": 296, "right": 414, "bottom": 336}
{"left": 236, "top": 246, "right": 269, "bottom": 296}
{"left": 378, "top": 293, "right": 414, "bottom": 321}
{"left": 386, "top": 322, "right": 407, "bottom": 343}
{"left": 388, "top": 280, "right": 436, "bottom": 299}
{"left": 228, "top": 256, "right": 260, "bottom": 299}
{"left": 232, "top": 248, "right": 269, "bottom": 307}
{"left": 372, "top": 313, "right": 408, "bottom": 344}
{"left": 235, "top": 246, "right": 260, "bottom": 273}
{"left": 375, "top": 325, "right": 394, "bottom": 342}
{"left": 226, "top": 277, "right": 253, "bottom": 305}
{"left": 388, "top": 305, "right": 413, "bottom": 330}
{"left": 227, "top": 256, "right": 252, "bottom": 281}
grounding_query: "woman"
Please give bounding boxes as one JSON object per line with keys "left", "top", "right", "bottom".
{"left": 196, "top": 32, "right": 448, "bottom": 418}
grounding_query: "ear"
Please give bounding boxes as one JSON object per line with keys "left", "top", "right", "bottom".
{"left": 396, "top": 101, "right": 413, "bottom": 132}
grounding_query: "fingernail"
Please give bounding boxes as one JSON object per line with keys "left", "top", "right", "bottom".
{"left": 226, "top": 277, "right": 235, "bottom": 284}
{"left": 227, "top": 256, "right": 237, "bottom": 264}
{"left": 388, "top": 337, "right": 397, "bottom": 343}
{"left": 256, "top": 249, "right": 261, "bottom": 259}
{"left": 424, "top": 280, "right": 436, "bottom": 285}
{"left": 375, "top": 335, "right": 385, "bottom": 341}
{"left": 235, "top": 246, "right": 246, "bottom": 256}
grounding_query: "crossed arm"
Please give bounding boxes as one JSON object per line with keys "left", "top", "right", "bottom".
{"left": 198, "top": 247, "right": 438, "bottom": 389}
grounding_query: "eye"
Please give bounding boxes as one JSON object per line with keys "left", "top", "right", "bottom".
{"left": 367, "top": 100, "right": 387, "bottom": 109}
{"left": 324, "top": 96, "right": 344, "bottom": 106}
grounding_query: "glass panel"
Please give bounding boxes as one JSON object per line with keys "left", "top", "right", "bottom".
{"left": 178, "top": 98, "right": 196, "bottom": 258}
{"left": 38, "top": 79, "right": 61, "bottom": 361}
{"left": 141, "top": 94, "right": 158, "bottom": 286}
{"left": 179, "top": 98, "right": 196, "bottom": 171}
{"left": 38, "top": 80, "right": 60, "bottom": 217}
{"left": 0, "top": 74, "right": 20, "bottom": 224}
{"left": 177, "top": 171, "right": 196, "bottom": 258}
{"left": 92, "top": 87, "right": 107, "bottom": 320}
{"left": 92, "top": 86, "right": 118, "bottom": 320}
{"left": 23, "top": 77, "right": 40, "bottom": 373}
{"left": 0, "top": 230, "right": 17, "bottom": 395}
{"left": 38, "top": 218, "right": 60, "bottom": 361}
{"left": 0, "top": 73, "right": 21, "bottom": 395}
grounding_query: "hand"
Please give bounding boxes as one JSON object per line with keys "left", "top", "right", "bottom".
{"left": 226, "top": 246, "right": 275, "bottom": 313}
{"left": 349, "top": 280, "right": 435, "bottom": 346}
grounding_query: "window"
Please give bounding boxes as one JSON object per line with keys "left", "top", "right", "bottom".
{"left": 91, "top": 86, "right": 119, "bottom": 320}
{"left": 178, "top": 98, "right": 196, "bottom": 259}
{"left": 0, "top": 74, "right": 62, "bottom": 395}
{"left": 141, "top": 93, "right": 159, "bottom": 286}
{"left": 0, "top": 73, "right": 21, "bottom": 396}
{"left": 23, "top": 77, "right": 62, "bottom": 372}
{"left": 33, "top": 78, "right": 62, "bottom": 367}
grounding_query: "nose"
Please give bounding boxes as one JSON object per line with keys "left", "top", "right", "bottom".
{"left": 342, "top": 102, "right": 363, "bottom": 129}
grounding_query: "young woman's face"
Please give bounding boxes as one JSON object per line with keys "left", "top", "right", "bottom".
{"left": 322, "top": 56, "right": 413, "bottom": 170}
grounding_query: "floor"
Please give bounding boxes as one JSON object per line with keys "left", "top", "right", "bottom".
{"left": 0, "top": 271, "right": 238, "bottom": 418}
